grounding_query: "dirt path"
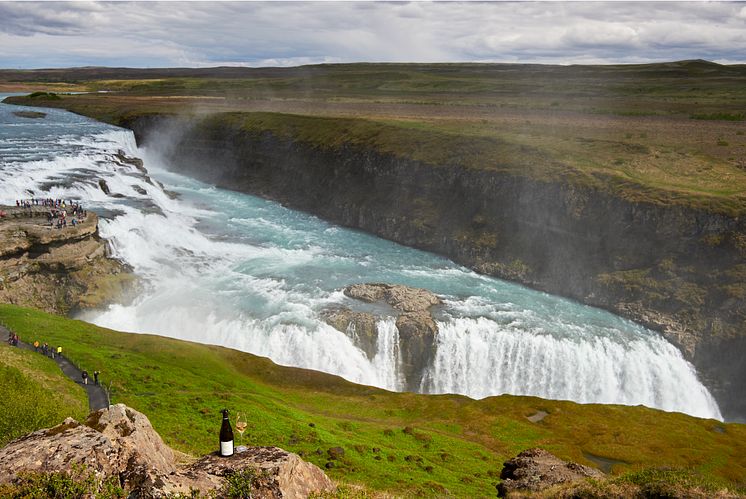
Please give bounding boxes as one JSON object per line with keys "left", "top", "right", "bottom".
{"left": 0, "top": 324, "right": 108, "bottom": 412}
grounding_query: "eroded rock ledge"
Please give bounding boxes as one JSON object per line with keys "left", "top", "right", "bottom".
{"left": 497, "top": 448, "right": 604, "bottom": 497}
{"left": 323, "top": 283, "right": 441, "bottom": 390}
{"left": 0, "top": 206, "right": 134, "bottom": 314}
{"left": 0, "top": 404, "right": 335, "bottom": 498}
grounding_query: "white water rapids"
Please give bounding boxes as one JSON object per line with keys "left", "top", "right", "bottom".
{"left": 0, "top": 98, "right": 723, "bottom": 420}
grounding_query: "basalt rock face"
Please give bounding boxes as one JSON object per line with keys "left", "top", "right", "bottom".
{"left": 129, "top": 116, "right": 746, "bottom": 420}
{"left": 323, "top": 283, "right": 442, "bottom": 391}
{"left": 497, "top": 448, "right": 605, "bottom": 497}
{"left": 321, "top": 308, "right": 379, "bottom": 360}
{"left": 0, "top": 207, "right": 134, "bottom": 315}
{"left": 0, "top": 404, "right": 335, "bottom": 498}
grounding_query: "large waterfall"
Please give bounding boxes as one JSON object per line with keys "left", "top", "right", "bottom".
{"left": 0, "top": 96, "right": 723, "bottom": 420}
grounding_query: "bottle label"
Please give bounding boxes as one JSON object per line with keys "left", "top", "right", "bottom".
{"left": 220, "top": 440, "right": 234, "bottom": 456}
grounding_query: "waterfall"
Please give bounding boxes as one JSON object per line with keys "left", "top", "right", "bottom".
{"left": 0, "top": 99, "right": 724, "bottom": 421}
{"left": 371, "top": 319, "right": 404, "bottom": 392}
{"left": 421, "top": 317, "right": 722, "bottom": 420}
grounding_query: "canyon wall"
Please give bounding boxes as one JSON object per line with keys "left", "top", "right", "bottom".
{"left": 126, "top": 116, "right": 746, "bottom": 420}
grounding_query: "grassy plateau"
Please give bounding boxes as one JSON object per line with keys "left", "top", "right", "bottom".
{"left": 3, "top": 60, "right": 746, "bottom": 215}
{"left": 1, "top": 304, "right": 745, "bottom": 497}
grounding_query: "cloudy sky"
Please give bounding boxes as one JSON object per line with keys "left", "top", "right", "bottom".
{"left": 0, "top": 1, "right": 745, "bottom": 68}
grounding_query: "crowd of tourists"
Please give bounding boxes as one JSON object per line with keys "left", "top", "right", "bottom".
{"left": 15, "top": 198, "right": 74, "bottom": 209}
{"left": 48, "top": 207, "right": 87, "bottom": 229}
{"left": 11, "top": 198, "right": 89, "bottom": 229}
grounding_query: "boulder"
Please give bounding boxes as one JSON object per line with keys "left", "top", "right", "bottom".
{"left": 344, "top": 283, "right": 440, "bottom": 312}
{"left": 0, "top": 405, "right": 174, "bottom": 486}
{"left": 98, "top": 178, "right": 111, "bottom": 195}
{"left": 323, "top": 283, "right": 442, "bottom": 390}
{"left": 496, "top": 448, "right": 604, "bottom": 497}
{"left": 0, "top": 418, "right": 117, "bottom": 483}
{"left": 85, "top": 404, "right": 176, "bottom": 475}
{"left": 116, "top": 150, "right": 147, "bottom": 173}
{"left": 162, "top": 447, "right": 335, "bottom": 499}
{"left": 0, "top": 405, "right": 335, "bottom": 498}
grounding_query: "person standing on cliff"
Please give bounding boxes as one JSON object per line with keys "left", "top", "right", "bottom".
{"left": 81, "top": 370, "right": 89, "bottom": 385}
{"left": 94, "top": 371, "right": 100, "bottom": 385}
{"left": 33, "top": 340, "right": 39, "bottom": 352}
{"left": 56, "top": 345, "right": 62, "bottom": 358}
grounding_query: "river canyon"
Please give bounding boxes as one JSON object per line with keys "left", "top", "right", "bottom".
{"left": 0, "top": 96, "right": 725, "bottom": 421}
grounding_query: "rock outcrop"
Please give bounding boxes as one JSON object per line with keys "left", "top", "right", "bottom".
{"left": 496, "top": 448, "right": 604, "bottom": 497}
{"left": 324, "top": 283, "right": 441, "bottom": 390}
{"left": 168, "top": 447, "right": 335, "bottom": 498}
{"left": 321, "top": 308, "right": 379, "bottom": 359}
{"left": 0, "top": 206, "right": 134, "bottom": 314}
{"left": 0, "top": 405, "right": 175, "bottom": 490}
{"left": 344, "top": 283, "right": 441, "bottom": 312}
{"left": 115, "top": 149, "right": 146, "bottom": 172}
{"left": 0, "top": 404, "right": 335, "bottom": 498}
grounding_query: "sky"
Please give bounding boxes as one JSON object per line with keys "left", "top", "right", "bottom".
{"left": 0, "top": 1, "right": 745, "bottom": 68}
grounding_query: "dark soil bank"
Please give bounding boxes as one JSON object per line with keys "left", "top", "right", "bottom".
{"left": 130, "top": 115, "right": 746, "bottom": 421}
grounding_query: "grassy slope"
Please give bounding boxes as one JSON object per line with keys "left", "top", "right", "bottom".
{"left": 5, "top": 60, "right": 746, "bottom": 216}
{"left": 0, "top": 338, "right": 88, "bottom": 447}
{"left": 0, "top": 304, "right": 744, "bottom": 497}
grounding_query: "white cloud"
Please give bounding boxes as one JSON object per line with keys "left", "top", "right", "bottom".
{"left": 0, "top": 1, "right": 744, "bottom": 68}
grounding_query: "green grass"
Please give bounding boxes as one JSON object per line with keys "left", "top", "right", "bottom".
{"left": 691, "top": 112, "right": 745, "bottom": 121}
{"left": 0, "top": 467, "right": 125, "bottom": 499}
{"left": 0, "top": 342, "right": 88, "bottom": 447}
{"left": 1, "top": 304, "right": 745, "bottom": 497}
{"left": 529, "top": 467, "right": 744, "bottom": 498}
{"left": 26, "top": 91, "right": 61, "bottom": 101}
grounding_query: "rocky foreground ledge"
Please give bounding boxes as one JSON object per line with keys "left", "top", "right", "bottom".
{"left": 0, "top": 206, "right": 133, "bottom": 314}
{"left": 0, "top": 404, "right": 335, "bottom": 498}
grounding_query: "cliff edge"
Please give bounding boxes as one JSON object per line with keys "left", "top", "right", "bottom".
{"left": 0, "top": 206, "right": 134, "bottom": 315}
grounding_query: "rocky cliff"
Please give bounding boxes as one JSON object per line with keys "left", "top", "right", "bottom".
{"left": 0, "top": 404, "right": 335, "bottom": 498}
{"left": 323, "top": 283, "right": 441, "bottom": 390}
{"left": 123, "top": 115, "right": 746, "bottom": 420}
{"left": 0, "top": 206, "right": 134, "bottom": 315}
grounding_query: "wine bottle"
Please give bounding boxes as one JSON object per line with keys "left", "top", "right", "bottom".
{"left": 219, "top": 408, "right": 234, "bottom": 457}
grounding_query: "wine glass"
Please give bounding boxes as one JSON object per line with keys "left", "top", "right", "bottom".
{"left": 235, "top": 412, "right": 248, "bottom": 450}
